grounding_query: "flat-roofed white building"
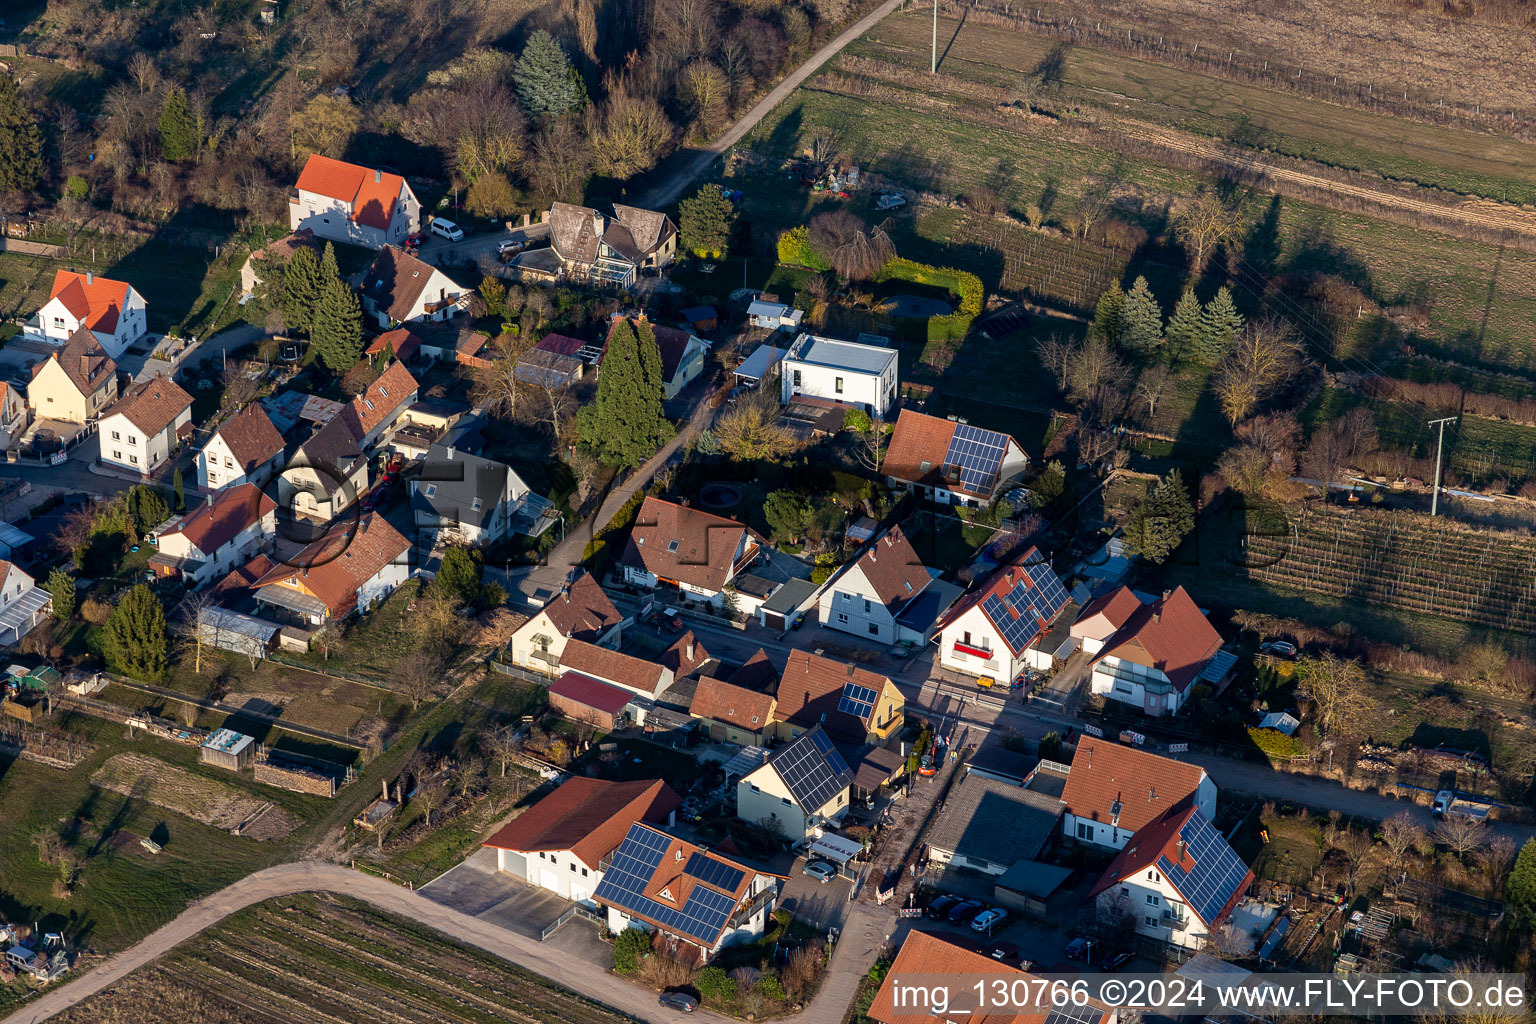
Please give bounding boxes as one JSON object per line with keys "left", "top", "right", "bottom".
{"left": 780, "top": 333, "right": 898, "bottom": 417}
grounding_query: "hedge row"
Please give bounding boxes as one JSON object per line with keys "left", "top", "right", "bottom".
{"left": 875, "top": 257, "right": 985, "bottom": 342}
{"left": 1247, "top": 726, "right": 1305, "bottom": 760}
{"left": 776, "top": 226, "right": 831, "bottom": 271}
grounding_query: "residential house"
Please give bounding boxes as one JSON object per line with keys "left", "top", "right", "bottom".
{"left": 1071, "top": 586, "right": 1146, "bottom": 654}
{"left": 619, "top": 497, "right": 762, "bottom": 607}
{"left": 1085, "top": 586, "right": 1227, "bottom": 716}
{"left": 99, "top": 376, "right": 193, "bottom": 475}
{"left": 1060, "top": 736, "right": 1215, "bottom": 851}
{"left": 866, "top": 930, "right": 1120, "bottom": 1024}
{"left": 151, "top": 483, "right": 276, "bottom": 585}
{"left": 933, "top": 547, "right": 1073, "bottom": 684}
{"left": 736, "top": 724, "right": 853, "bottom": 839}
{"left": 747, "top": 299, "right": 803, "bottom": 332}
{"left": 548, "top": 671, "right": 639, "bottom": 731}
{"left": 413, "top": 324, "right": 492, "bottom": 368}
{"left": 289, "top": 154, "right": 420, "bottom": 249}
{"left": 772, "top": 650, "right": 903, "bottom": 745}
{"left": 552, "top": 639, "right": 672, "bottom": 700}
{"left": 0, "top": 562, "right": 51, "bottom": 647}
{"left": 515, "top": 332, "right": 591, "bottom": 389}
{"left": 1092, "top": 798, "right": 1254, "bottom": 950}
{"left": 277, "top": 416, "right": 368, "bottom": 522}
{"left": 689, "top": 677, "right": 776, "bottom": 747}
{"left": 389, "top": 398, "right": 466, "bottom": 458}
{"left": 658, "top": 631, "right": 713, "bottom": 680}
{"left": 342, "top": 361, "right": 419, "bottom": 450}
{"left": 239, "top": 229, "right": 318, "bottom": 296}
{"left": 779, "top": 333, "right": 897, "bottom": 416}
{"left": 27, "top": 328, "right": 118, "bottom": 424}
{"left": 818, "top": 525, "right": 933, "bottom": 644}
{"left": 364, "top": 326, "right": 423, "bottom": 364}
{"left": 506, "top": 571, "right": 624, "bottom": 673}
{"left": 359, "top": 246, "right": 468, "bottom": 329}
{"left": 547, "top": 201, "right": 677, "bottom": 287}
{"left": 925, "top": 772, "right": 1063, "bottom": 877}
{"left": 883, "top": 409, "right": 1031, "bottom": 506}
{"left": 410, "top": 443, "right": 534, "bottom": 549}
{"left": 601, "top": 316, "right": 708, "bottom": 400}
{"left": 33, "top": 270, "right": 147, "bottom": 359}
{"left": 482, "top": 777, "right": 680, "bottom": 904}
{"left": 0, "top": 383, "right": 29, "bottom": 451}
{"left": 251, "top": 512, "right": 411, "bottom": 625}
{"left": 198, "top": 404, "right": 284, "bottom": 491}
{"left": 592, "top": 822, "right": 778, "bottom": 963}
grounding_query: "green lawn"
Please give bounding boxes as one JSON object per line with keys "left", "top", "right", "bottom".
{"left": 283, "top": 579, "right": 430, "bottom": 681}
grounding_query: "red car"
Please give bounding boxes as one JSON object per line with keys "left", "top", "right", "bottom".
{"left": 362, "top": 483, "right": 387, "bottom": 512}
{"left": 403, "top": 232, "right": 427, "bottom": 251}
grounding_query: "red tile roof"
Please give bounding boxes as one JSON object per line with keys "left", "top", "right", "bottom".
{"left": 252, "top": 512, "right": 410, "bottom": 616}
{"left": 160, "top": 483, "right": 275, "bottom": 558}
{"left": 43, "top": 327, "right": 116, "bottom": 398}
{"left": 108, "top": 376, "right": 192, "bottom": 436}
{"left": 558, "top": 639, "right": 667, "bottom": 696}
{"left": 660, "top": 631, "right": 712, "bottom": 678}
{"left": 728, "top": 648, "right": 779, "bottom": 692}
{"left": 536, "top": 571, "right": 622, "bottom": 641}
{"left": 536, "top": 332, "right": 587, "bottom": 356}
{"left": 1072, "top": 586, "right": 1144, "bottom": 641}
{"left": 550, "top": 671, "right": 636, "bottom": 716}
{"left": 1091, "top": 586, "right": 1223, "bottom": 693}
{"left": 774, "top": 650, "right": 893, "bottom": 740}
{"left": 482, "top": 777, "right": 679, "bottom": 870}
{"left": 882, "top": 409, "right": 957, "bottom": 487}
{"left": 49, "top": 271, "right": 132, "bottom": 335}
{"left": 1090, "top": 799, "right": 1254, "bottom": 928}
{"left": 936, "top": 546, "right": 1065, "bottom": 656}
{"left": 366, "top": 327, "right": 423, "bottom": 362}
{"left": 295, "top": 154, "right": 407, "bottom": 231}
{"left": 620, "top": 496, "right": 758, "bottom": 595}
{"left": 690, "top": 677, "right": 775, "bottom": 731}
{"left": 1060, "top": 736, "right": 1207, "bottom": 835}
{"left": 346, "top": 360, "right": 418, "bottom": 439}
{"left": 841, "top": 525, "right": 930, "bottom": 612}
{"left": 211, "top": 403, "right": 284, "bottom": 470}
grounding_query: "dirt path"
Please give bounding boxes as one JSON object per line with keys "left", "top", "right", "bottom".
{"left": 638, "top": 0, "right": 907, "bottom": 208}
{"left": 1, "top": 861, "right": 895, "bottom": 1024}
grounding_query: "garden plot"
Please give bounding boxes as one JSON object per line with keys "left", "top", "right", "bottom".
{"left": 92, "top": 754, "right": 298, "bottom": 840}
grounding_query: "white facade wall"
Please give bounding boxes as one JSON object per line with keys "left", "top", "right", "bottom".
{"left": 818, "top": 564, "right": 899, "bottom": 643}
{"left": 1090, "top": 656, "right": 1186, "bottom": 716}
{"left": 279, "top": 461, "right": 370, "bottom": 521}
{"left": 516, "top": 847, "right": 601, "bottom": 904}
{"left": 1063, "top": 777, "right": 1217, "bottom": 852}
{"left": 737, "top": 765, "right": 847, "bottom": 840}
{"left": 101, "top": 407, "right": 191, "bottom": 474}
{"left": 507, "top": 611, "right": 623, "bottom": 673}
{"left": 0, "top": 385, "right": 29, "bottom": 450}
{"left": 157, "top": 510, "right": 275, "bottom": 585}
{"left": 0, "top": 565, "right": 48, "bottom": 645}
{"left": 358, "top": 562, "right": 410, "bottom": 614}
{"left": 936, "top": 603, "right": 1025, "bottom": 684}
{"left": 37, "top": 288, "right": 147, "bottom": 359}
{"left": 289, "top": 186, "right": 418, "bottom": 250}
{"left": 622, "top": 565, "right": 729, "bottom": 606}
{"left": 781, "top": 360, "right": 895, "bottom": 416}
{"left": 198, "top": 434, "right": 280, "bottom": 492}
{"left": 1098, "top": 871, "right": 1208, "bottom": 949}
{"left": 605, "top": 873, "right": 775, "bottom": 956}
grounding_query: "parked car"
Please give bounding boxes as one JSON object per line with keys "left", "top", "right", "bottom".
{"left": 1260, "top": 639, "right": 1298, "bottom": 657}
{"left": 983, "top": 939, "right": 1020, "bottom": 961}
{"left": 361, "top": 483, "right": 387, "bottom": 512}
{"left": 970, "top": 908, "right": 1007, "bottom": 932}
{"left": 1099, "top": 952, "right": 1134, "bottom": 972}
{"left": 658, "top": 991, "right": 699, "bottom": 1012}
{"left": 925, "top": 895, "right": 960, "bottom": 919}
{"left": 802, "top": 860, "right": 837, "bottom": 884}
{"left": 430, "top": 218, "right": 464, "bottom": 242}
{"left": 1063, "top": 937, "right": 1091, "bottom": 960}
{"left": 403, "top": 231, "right": 427, "bottom": 251}
{"left": 947, "top": 901, "right": 983, "bottom": 925}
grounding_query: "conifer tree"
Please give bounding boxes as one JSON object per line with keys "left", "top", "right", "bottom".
{"left": 1121, "top": 469, "right": 1195, "bottom": 564}
{"left": 576, "top": 318, "right": 673, "bottom": 467}
{"left": 1164, "top": 289, "right": 1203, "bottom": 363}
{"left": 1089, "top": 281, "right": 1125, "bottom": 345}
{"left": 319, "top": 240, "right": 340, "bottom": 283}
{"left": 281, "top": 246, "right": 325, "bottom": 331}
{"left": 46, "top": 569, "right": 75, "bottom": 622}
{"left": 158, "top": 87, "right": 198, "bottom": 162}
{"left": 311, "top": 276, "right": 364, "bottom": 372}
{"left": 173, "top": 467, "right": 185, "bottom": 512}
{"left": 0, "top": 73, "right": 43, "bottom": 193}
{"left": 514, "top": 30, "right": 588, "bottom": 119}
{"left": 1117, "top": 275, "right": 1163, "bottom": 354}
{"left": 1195, "top": 286, "right": 1244, "bottom": 365}
{"left": 1508, "top": 838, "right": 1536, "bottom": 923}
{"left": 679, "top": 184, "right": 738, "bottom": 258}
{"left": 104, "top": 585, "right": 168, "bottom": 681}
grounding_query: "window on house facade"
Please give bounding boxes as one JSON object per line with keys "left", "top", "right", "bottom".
{"left": 834, "top": 376, "right": 844, "bottom": 394}
{"left": 1076, "top": 821, "right": 1092, "bottom": 840}
{"left": 112, "top": 450, "right": 121, "bottom": 460}
{"left": 111, "top": 431, "right": 120, "bottom": 440}
{"left": 868, "top": 623, "right": 879, "bottom": 635}
{"left": 1146, "top": 915, "right": 1159, "bottom": 928}
{"left": 130, "top": 455, "right": 139, "bottom": 465}
{"left": 225, "top": 457, "right": 234, "bottom": 468}
{"left": 128, "top": 435, "right": 137, "bottom": 445}
{"left": 792, "top": 370, "right": 801, "bottom": 387}
{"left": 837, "top": 613, "right": 847, "bottom": 623}
{"left": 863, "top": 598, "right": 871, "bottom": 613}
{"left": 1145, "top": 894, "right": 1160, "bottom": 906}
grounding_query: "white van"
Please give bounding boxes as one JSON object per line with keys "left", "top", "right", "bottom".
{"left": 430, "top": 218, "right": 464, "bottom": 242}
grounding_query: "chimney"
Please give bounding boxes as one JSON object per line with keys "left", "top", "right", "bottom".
{"left": 375, "top": 169, "right": 382, "bottom": 183}
{"left": 447, "top": 446, "right": 456, "bottom": 460}
{"left": 685, "top": 639, "right": 695, "bottom": 662}
{"left": 86, "top": 271, "right": 93, "bottom": 285}
{"left": 1176, "top": 838, "right": 1187, "bottom": 863}
{"left": 383, "top": 778, "right": 390, "bottom": 802}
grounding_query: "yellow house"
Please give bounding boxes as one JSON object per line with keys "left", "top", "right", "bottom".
{"left": 771, "top": 650, "right": 904, "bottom": 745}
{"left": 690, "top": 676, "right": 776, "bottom": 747}
{"left": 27, "top": 328, "right": 118, "bottom": 424}
{"left": 736, "top": 725, "right": 853, "bottom": 839}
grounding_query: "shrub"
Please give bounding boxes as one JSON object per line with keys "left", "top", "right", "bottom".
{"left": 756, "top": 971, "right": 787, "bottom": 1001}
{"left": 81, "top": 597, "right": 113, "bottom": 626}
{"left": 776, "top": 226, "right": 831, "bottom": 270}
{"left": 810, "top": 551, "right": 838, "bottom": 585}
{"left": 612, "top": 927, "right": 651, "bottom": 974}
{"left": 1248, "top": 727, "right": 1304, "bottom": 760}
{"left": 873, "top": 257, "right": 984, "bottom": 341}
{"left": 697, "top": 966, "right": 733, "bottom": 1004}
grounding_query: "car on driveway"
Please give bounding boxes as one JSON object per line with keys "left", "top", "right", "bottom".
{"left": 659, "top": 991, "right": 698, "bottom": 1012}
{"left": 498, "top": 239, "right": 524, "bottom": 259}
{"left": 947, "top": 901, "right": 984, "bottom": 925}
{"left": 925, "top": 895, "right": 960, "bottom": 919}
{"left": 983, "top": 939, "right": 1020, "bottom": 961}
{"left": 1064, "top": 937, "right": 1091, "bottom": 960}
{"left": 1099, "top": 952, "right": 1134, "bottom": 972}
{"left": 802, "top": 860, "right": 837, "bottom": 884}
{"left": 970, "top": 908, "right": 1007, "bottom": 932}
{"left": 1260, "top": 639, "right": 1298, "bottom": 657}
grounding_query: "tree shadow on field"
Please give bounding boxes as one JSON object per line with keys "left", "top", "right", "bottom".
{"left": 1282, "top": 214, "right": 1375, "bottom": 295}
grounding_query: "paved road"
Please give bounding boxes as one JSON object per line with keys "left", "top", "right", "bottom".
{"left": 0, "top": 860, "right": 892, "bottom": 1024}
{"left": 637, "top": 0, "right": 906, "bottom": 209}
{"left": 415, "top": 222, "right": 550, "bottom": 270}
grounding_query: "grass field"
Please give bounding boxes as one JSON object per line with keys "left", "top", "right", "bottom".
{"left": 50, "top": 895, "right": 629, "bottom": 1024}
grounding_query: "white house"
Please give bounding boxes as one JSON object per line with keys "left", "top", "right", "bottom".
{"left": 818, "top": 525, "right": 932, "bottom": 644}
{"left": 0, "top": 383, "right": 29, "bottom": 452}
{"left": 32, "top": 270, "right": 147, "bottom": 359}
{"left": 736, "top": 724, "right": 853, "bottom": 840}
{"left": 150, "top": 483, "right": 276, "bottom": 586}
{"left": 198, "top": 404, "right": 285, "bottom": 491}
{"left": 410, "top": 443, "right": 534, "bottom": 549}
{"left": 278, "top": 416, "right": 369, "bottom": 523}
{"left": 593, "top": 822, "right": 778, "bottom": 962}
{"left": 747, "top": 299, "right": 804, "bottom": 332}
{"left": 933, "top": 547, "right": 1073, "bottom": 684}
{"left": 883, "top": 409, "right": 1030, "bottom": 506}
{"left": 505, "top": 571, "right": 624, "bottom": 673}
{"left": 251, "top": 512, "right": 411, "bottom": 625}
{"left": 1060, "top": 736, "right": 1216, "bottom": 851}
{"left": 780, "top": 333, "right": 897, "bottom": 416}
{"left": 619, "top": 497, "right": 762, "bottom": 607}
{"left": 481, "top": 777, "right": 679, "bottom": 905}
{"left": 0, "top": 562, "right": 51, "bottom": 647}
{"left": 1092, "top": 801, "right": 1253, "bottom": 950}
{"left": 1085, "top": 586, "right": 1227, "bottom": 716}
{"left": 289, "top": 154, "right": 420, "bottom": 249}
{"left": 359, "top": 246, "right": 468, "bottom": 329}
{"left": 99, "top": 376, "right": 193, "bottom": 476}
{"left": 1071, "top": 586, "right": 1145, "bottom": 655}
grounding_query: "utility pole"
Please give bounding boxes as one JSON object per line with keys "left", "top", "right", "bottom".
{"left": 932, "top": 0, "right": 938, "bottom": 73}
{"left": 1427, "top": 415, "right": 1456, "bottom": 516}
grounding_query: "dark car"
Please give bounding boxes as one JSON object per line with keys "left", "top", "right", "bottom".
{"left": 925, "top": 895, "right": 961, "bottom": 920}
{"left": 984, "top": 939, "right": 1020, "bottom": 961}
{"left": 1063, "top": 937, "right": 1091, "bottom": 960}
{"left": 659, "top": 991, "right": 699, "bottom": 1012}
{"left": 1099, "top": 952, "right": 1134, "bottom": 972}
{"left": 947, "top": 901, "right": 984, "bottom": 925}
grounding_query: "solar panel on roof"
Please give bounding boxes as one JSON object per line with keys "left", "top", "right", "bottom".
{"left": 593, "top": 825, "right": 745, "bottom": 945}
{"left": 983, "top": 593, "right": 1036, "bottom": 653}
{"left": 773, "top": 730, "right": 851, "bottom": 811}
{"left": 684, "top": 852, "right": 745, "bottom": 893}
{"left": 942, "top": 423, "right": 1010, "bottom": 495}
{"left": 1044, "top": 1006, "right": 1106, "bottom": 1024}
{"left": 837, "top": 682, "right": 878, "bottom": 719}
{"left": 1156, "top": 811, "right": 1251, "bottom": 926}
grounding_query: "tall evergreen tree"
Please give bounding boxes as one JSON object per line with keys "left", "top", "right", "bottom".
{"left": 1164, "top": 289, "right": 1203, "bottom": 363}
{"left": 1121, "top": 469, "right": 1195, "bottom": 564}
{"left": 0, "top": 73, "right": 44, "bottom": 193}
{"left": 158, "top": 87, "right": 198, "bottom": 162}
{"left": 46, "top": 569, "right": 75, "bottom": 622}
{"left": 1088, "top": 281, "right": 1125, "bottom": 345}
{"left": 514, "top": 30, "right": 587, "bottom": 119}
{"left": 173, "top": 467, "right": 185, "bottom": 512}
{"left": 319, "top": 240, "right": 340, "bottom": 283}
{"left": 1117, "top": 275, "right": 1163, "bottom": 354}
{"left": 1195, "top": 286, "right": 1244, "bottom": 365}
{"left": 679, "top": 184, "right": 738, "bottom": 258}
{"left": 104, "top": 584, "right": 168, "bottom": 681}
{"left": 281, "top": 246, "right": 325, "bottom": 331}
{"left": 576, "top": 318, "right": 673, "bottom": 467}
{"left": 1508, "top": 838, "right": 1536, "bottom": 922}
{"left": 311, "top": 276, "right": 364, "bottom": 372}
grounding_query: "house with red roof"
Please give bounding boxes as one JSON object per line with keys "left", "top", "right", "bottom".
{"left": 482, "top": 777, "right": 680, "bottom": 904}
{"left": 1060, "top": 736, "right": 1215, "bottom": 851}
{"left": 933, "top": 547, "right": 1073, "bottom": 684}
{"left": 547, "top": 671, "right": 638, "bottom": 731}
{"left": 882, "top": 408, "right": 1030, "bottom": 506}
{"left": 151, "top": 483, "right": 276, "bottom": 585}
{"left": 359, "top": 246, "right": 468, "bottom": 329}
{"left": 289, "top": 154, "right": 420, "bottom": 249}
{"left": 32, "top": 270, "right": 147, "bottom": 359}
{"left": 506, "top": 571, "right": 624, "bottom": 672}
{"left": 198, "top": 403, "right": 285, "bottom": 491}
{"left": 99, "top": 376, "right": 193, "bottom": 476}
{"left": 1085, "top": 586, "right": 1227, "bottom": 716}
{"left": 818, "top": 524, "right": 938, "bottom": 645}
{"left": 619, "top": 496, "right": 762, "bottom": 606}
{"left": 1091, "top": 797, "right": 1253, "bottom": 950}
{"left": 600, "top": 315, "right": 707, "bottom": 400}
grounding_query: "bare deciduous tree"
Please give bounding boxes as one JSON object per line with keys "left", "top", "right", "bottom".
{"left": 1434, "top": 813, "right": 1488, "bottom": 861}
{"left": 392, "top": 649, "right": 446, "bottom": 709}
{"left": 1134, "top": 364, "right": 1173, "bottom": 418}
{"left": 715, "top": 393, "right": 799, "bottom": 462}
{"left": 1377, "top": 811, "right": 1425, "bottom": 882}
{"left": 1296, "top": 652, "right": 1369, "bottom": 736}
{"left": 1213, "top": 318, "right": 1305, "bottom": 425}
{"left": 1171, "top": 191, "right": 1246, "bottom": 273}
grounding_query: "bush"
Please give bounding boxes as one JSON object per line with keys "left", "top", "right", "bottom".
{"left": 756, "top": 972, "right": 788, "bottom": 1001}
{"left": 697, "top": 966, "right": 733, "bottom": 1004}
{"left": 612, "top": 927, "right": 651, "bottom": 974}
{"left": 776, "top": 226, "right": 831, "bottom": 270}
{"left": 1247, "top": 727, "right": 1304, "bottom": 759}
{"left": 873, "top": 257, "right": 984, "bottom": 341}
{"left": 810, "top": 551, "right": 838, "bottom": 585}
{"left": 81, "top": 597, "right": 113, "bottom": 626}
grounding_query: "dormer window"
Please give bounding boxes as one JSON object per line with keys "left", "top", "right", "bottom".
{"left": 424, "top": 484, "right": 436, "bottom": 497}
{"left": 471, "top": 497, "right": 483, "bottom": 512}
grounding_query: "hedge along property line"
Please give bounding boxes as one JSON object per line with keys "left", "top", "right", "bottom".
{"left": 776, "top": 226, "right": 832, "bottom": 271}
{"left": 873, "top": 257, "right": 984, "bottom": 342}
